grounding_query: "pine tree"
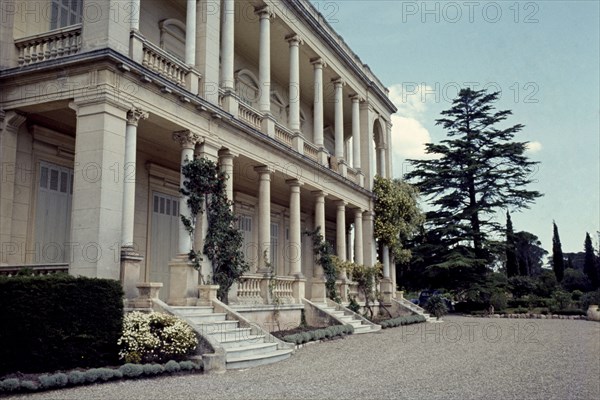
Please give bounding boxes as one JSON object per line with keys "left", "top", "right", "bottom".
{"left": 505, "top": 211, "right": 519, "bottom": 277}
{"left": 406, "top": 88, "right": 542, "bottom": 286}
{"left": 583, "top": 232, "right": 599, "bottom": 289}
{"left": 552, "top": 222, "right": 565, "bottom": 282}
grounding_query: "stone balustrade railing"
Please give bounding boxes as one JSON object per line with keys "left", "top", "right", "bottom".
{"left": 275, "top": 124, "right": 294, "bottom": 147}
{"left": 238, "top": 102, "right": 262, "bottom": 129}
{"left": 15, "top": 25, "right": 82, "bottom": 66}
{"left": 142, "top": 40, "right": 189, "bottom": 86}
{"left": 347, "top": 167, "right": 358, "bottom": 183}
{"left": 236, "top": 274, "right": 263, "bottom": 304}
{"left": 272, "top": 276, "right": 295, "bottom": 304}
{"left": 0, "top": 264, "right": 68, "bottom": 277}
{"left": 303, "top": 141, "right": 319, "bottom": 161}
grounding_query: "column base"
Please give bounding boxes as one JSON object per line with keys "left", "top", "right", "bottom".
{"left": 129, "top": 282, "right": 163, "bottom": 309}
{"left": 380, "top": 278, "right": 393, "bottom": 303}
{"left": 185, "top": 68, "right": 201, "bottom": 96}
{"left": 261, "top": 113, "right": 276, "bottom": 138}
{"left": 318, "top": 148, "right": 329, "bottom": 166}
{"left": 129, "top": 30, "right": 144, "bottom": 64}
{"left": 222, "top": 89, "right": 239, "bottom": 118}
{"left": 292, "top": 277, "right": 306, "bottom": 304}
{"left": 120, "top": 246, "right": 143, "bottom": 300}
{"left": 338, "top": 159, "right": 348, "bottom": 178}
{"left": 168, "top": 255, "right": 200, "bottom": 306}
{"left": 292, "top": 132, "right": 304, "bottom": 154}
{"left": 310, "top": 277, "right": 327, "bottom": 303}
{"left": 356, "top": 170, "right": 365, "bottom": 187}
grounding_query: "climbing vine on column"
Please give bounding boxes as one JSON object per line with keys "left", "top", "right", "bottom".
{"left": 180, "top": 157, "right": 249, "bottom": 303}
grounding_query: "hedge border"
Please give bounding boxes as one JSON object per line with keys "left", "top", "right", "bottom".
{"left": 282, "top": 324, "right": 354, "bottom": 345}
{"left": 379, "top": 315, "right": 427, "bottom": 329}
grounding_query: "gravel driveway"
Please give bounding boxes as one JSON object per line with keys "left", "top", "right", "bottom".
{"left": 6, "top": 316, "right": 600, "bottom": 400}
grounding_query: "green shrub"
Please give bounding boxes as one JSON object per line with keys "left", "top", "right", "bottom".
{"left": 96, "top": 368, "right": 118, "bottom": 381}
{"left": 119, "top": 363, "right": 144, "bottom": 378}
{"left": 490, "top": 291, "right": 508, "bottom": 311}
{"left": 20, "top": 380, "right": 39, "bottom": 391}
{"left": 379, "top": 314, "right": 426, "bottom": 329}
{"left": 0, "top": 274, "right": 123, "bottom": 375}
{"left": 301, "top": 332, "right": 312, "bottom": 344}
{"left": 39, "top": 373, "right": 68, "bottom": 389}
{"left": 179, "top": 361, "right": 196, "bottom": 371}
{"left": 514, "top": 307, "right": 529, "bottom": 314}
{"left": 425, "top": 295, "right": 448, "bottom": 320}
{"left": 551, "top": 309, "right": 586, "bottom": 316}
{"left": 165, "top": 360, "right": 181, "bottom": 373}
{"left": 0, "top": 378, "right": 20, "bottom": 392}
{"left": 67, "top": 371, "right": 86, "bottom": 385}
{"left": 348, "top": 296, "right": 361, "bottom": 313}
{"left": 118, "top": 312, "right": 197, "bottom": 364}
{"left": 579, "top": 290, "right": 600, "bottom": 310}
{"left": 143, "top": 363, "right": 164, "bottom": 375}
{"left": 84, "top": 369, "right": 102, "bottom": 383}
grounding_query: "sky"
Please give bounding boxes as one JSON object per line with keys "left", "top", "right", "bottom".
{"left": 311, "top": 0, "right": 600, "bottom": 254}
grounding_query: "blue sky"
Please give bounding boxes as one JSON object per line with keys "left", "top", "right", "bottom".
{"left": 312, "top": 0, "right": 600, "bottom": 254}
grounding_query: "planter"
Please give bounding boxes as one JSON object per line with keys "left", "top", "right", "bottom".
{"left": 587, "top": 305, "right": 600, "bottom": 321}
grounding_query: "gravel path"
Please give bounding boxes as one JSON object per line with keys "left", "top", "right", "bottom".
{"left": 6, "top": 316, "right": 600, "bottom": 400}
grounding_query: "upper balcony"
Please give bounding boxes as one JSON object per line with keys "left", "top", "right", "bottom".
{"left": 3, "top": 0, "right": 395, "bottom": 187}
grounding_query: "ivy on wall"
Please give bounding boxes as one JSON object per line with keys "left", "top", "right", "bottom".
{"left": 180, "top": 157, "right": 249, "bottom": 303}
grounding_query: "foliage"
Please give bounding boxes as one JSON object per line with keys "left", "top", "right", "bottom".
{"left": 505, "top": 212, "right": 518, "bottom": 277}
{"left": 425, "top": 294, "right": 448, "bottom": 320}
{"left": 583, "top": 233, "right": 599, "bottom": 289}
{"left": 489, "top": 290, "right": 508, "bottom": 311}
{"left": 552, "top": 290, "right": 572, "bottom": 311}
{"left": 0, "top": 274, "right": 123, "bottom": 375}
{"left": 534, "top": 269, "right": 558, "bottom": 297}
{"left": 513, "top": 231, "right": 547, "bottom": 277}
{"left": 579, "top": 290, "right": 600, "bottom": 310}
{"left": 373, "top": 176, "right": 424, "bottom": 263}
{"left": 343, "top": 260, "right": 383, "bottom": 319}
{"left": 348, "top": 296, "right": 361, "bottom": 314}
{"left": 117, "top": 312, "right": 197, "bottom": 364}
{"left": 282, "top": 325, "right": 354, "bottom": 345}
{"left": 552, "top": 222, "right": 565, "bottom": 282}
{"left": 379, "top": 314, "right": 427, "bottom": 328}
{"left": 561, "top": 268, "right": 591, "bottom": 292}
{"left": 406, "top": 88, "right": 542, "bottom": 287}
{"left": 508, "top": 276, "right": 537, "bottom": 298}
{"left": 306, "top": 228, "right": 340, "bottom": 301}
{"left": 265, "top": 250, "right": 282, "bottom": 330}
{"left": 180, "top": 157, "right": 249, "bottom": 303}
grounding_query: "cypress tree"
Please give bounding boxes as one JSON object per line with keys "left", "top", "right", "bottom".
{"left": 552, "top": 222, "right": 565, "bottom": 282}
{"left": 583, "top": 232, "right": 599, "bottom": 289}
{"left": 505, "top": 211, "right": 519, "bottom": 277}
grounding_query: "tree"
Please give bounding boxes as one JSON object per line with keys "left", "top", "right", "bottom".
{"left": 373, "top": 177, "right": 424, "bottom": 263}
{"left": 406, "top": 88, "right": 542, "bottom": 284}
{"left": 561, "top": 268, "right": 590, "bottom": 292}
{"left": 505, "top": 212, "right": 519, "bottom": 277}
{"left": 514, "top": 231, "right": 547, "bottom": 277}
{"left": 584, "top": 233, "right": 599, "bottom": 289}
{"left": 552, "top": 222, "right": 565, "bottom": 282}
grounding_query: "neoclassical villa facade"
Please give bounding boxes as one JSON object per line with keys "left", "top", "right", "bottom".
{"left": 0, "top": 0, "right": 398, "bottom": 310}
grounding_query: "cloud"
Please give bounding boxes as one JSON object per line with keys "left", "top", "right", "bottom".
{"left": 525, "top": 141, "right": 543, "bottom": 154}
{"left": 388, "top": 84, "right": 438, "bottom": 178}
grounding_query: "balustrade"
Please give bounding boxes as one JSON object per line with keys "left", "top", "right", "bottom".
{"left": 15, "top": 25, "right": 82, "bottom": 66}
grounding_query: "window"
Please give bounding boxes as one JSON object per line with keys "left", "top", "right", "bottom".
{"left": 270, "top": 222, "right": 279, "bottom": 271}
{"left": 51, "top": 0, "right": 82, "bottom": 30}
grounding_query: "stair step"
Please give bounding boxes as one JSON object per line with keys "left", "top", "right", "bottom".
{"left": 187, "top": 313, "right": 228, "bottom": 323}
{"left": 226, "top": 349, "right": 293, "bottom": 370}
{"left": 193, "top": 320, "right": 239, "bottom": 334}
{"left": 171, "top": 306, "right": 215, "bottom": 316}
{"left": 225, "top": 342, "right": 279, "bottom": 359}
{"left": 209, "top": 327, "right": 253, "bottom": 342}
{"left": 347, "top": 320, "right": 364, "bottom": 328}
{"left": 338, "top": 315, "right": 354, "bottom": 322}
{"left": 353, "top": 325, "right": 373, "bottom": 334}
{"left": 219, "top": 335, "right": 267, "bottom": 349}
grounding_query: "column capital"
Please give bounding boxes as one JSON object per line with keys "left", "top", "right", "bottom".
{"left": 336, "top": 200, "right": 347, "bottom": 208}
{"left": 254, "top": 165, "right": 273, "bottom": 176}
{"left": 255, "top": 5, "right": 274, "bottom": 18}
{"left": 349, "top": 94, "right": 364, "bottom": 103}
{"left": 332, "top": 78, "right": 346, "bottom": 87}
{"left": 311, "top": 190, "right": 327, "bottom": 199}
{"left": 2, "top": 111, "right": 26, "bottom": 131}
{"left": 286, "top": 178, "right": 303, "bottom": 188}
{"left": 354, "top": 208, "right": 363, "bottom": 217}
{"left": 285, "top": 33, "right": 303, "bottom": 46}
{"left": 362, "top": 210, "right": 375, "bottom": 220}
{"left": 310, "top": 57, "right": 327, "bottom": 68}
{"left": 172, "top": 130, "right": 200, "bottom": 149}
{"left": 126, "top": 108, "right": 149, "bottom": 126}
{"left": 218, "top": 148, "right": 238, "bottom": 160}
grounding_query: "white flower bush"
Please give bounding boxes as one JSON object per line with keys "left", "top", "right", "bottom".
{"left": 118, "top": 312, "right": 197, "bottom": 363}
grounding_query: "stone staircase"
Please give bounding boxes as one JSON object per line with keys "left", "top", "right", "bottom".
{"left": 392, "top": 297, "right": 435, "bottom": 322}
{"left": 307, "top": 299, "right": 381, "bottom": 334}
{"left": 171, "top": 306, "right": 293, "bottom": 370}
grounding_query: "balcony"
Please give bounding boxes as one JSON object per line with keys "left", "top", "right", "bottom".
{"left": 15, "top": 24, "right": 82, "bottom": 66}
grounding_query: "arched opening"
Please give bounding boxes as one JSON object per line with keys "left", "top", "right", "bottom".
{"left": 270, "top": 91, "right": 287, "bottom": 125}
{"left": 235, "top": 69, "right": 260, "bottom": 108}
{"left": 373, "top": 118, "right": 385, "bottom": 177}
{"left": 159, "top": 19, "right": 186, "bottom": 61}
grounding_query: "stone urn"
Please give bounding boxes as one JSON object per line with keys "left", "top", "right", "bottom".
{"left": 587, "top": 305, "right": 600, "bottom": 321}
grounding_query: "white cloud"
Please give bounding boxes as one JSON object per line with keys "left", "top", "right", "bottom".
{"left": 388, "top": 84, "right": 438, "bottom": 178}
{"left": 525, "top": 141, "right": 543, "bottom": 154}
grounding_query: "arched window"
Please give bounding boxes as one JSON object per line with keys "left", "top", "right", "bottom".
{"left": 235, "top": 69, "right": 260, "bottom": 107}
{"left": 373, "top": 118, "right": 386, "bottom": 177}
{"left": 159, "top": 19, "right": 186, "bottom": 61}
{"left": 270, "top": 92, "right": 287, "bottom": 125}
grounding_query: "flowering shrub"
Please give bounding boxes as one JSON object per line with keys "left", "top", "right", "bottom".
{"left": 118, "top": 312, "right": 197, "bottom": 363}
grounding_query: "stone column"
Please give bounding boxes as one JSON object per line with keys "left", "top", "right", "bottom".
{"left": 219, "top": 150, "right": 235, "bottom": 204}
{"left": 354, "top": 209, "right": 363, "bottom": 265}
{"left": 185, "top": 0, "right": 197, "bottom": 65}
{"left": 120, "top": 108, "right": 148, "bottom": 300}
{"left": 169, "top": 130, "right": 200, "bottom": 306}
{"left": 333, "top": 79, "right": 347, "bottom": 176}
{"left": 256, "top": 6, "right": 272, "bottom": 113}
{"left": 69, "top": 100, "right": 128, "bottom": 279}
{"left": 287, "top": 34, "right": 302, "bottom": 133}
{"left": 311, "top": 57, "right": 327, "bottom": 165}
{"left": 378, "top": 146, "right": 387, "bottom": 178}
{"left": 129, "top": 0, "right": 144, "bottom": 63}
{"left": 255, "top": 166, "right": 271, "bottom": 272}
{"left": 131, "top": 0, "right": 141, "bottom": 31}
{"left": 0, "top": 112, "right": 25, "bottom": 265}
{"left": 220, "top": 0, "right": 235, "bottom": 90}
{"left": 288, "top": 179, "right": 305, "bottom": 302}
{"left": 310, "top": 190, "right": 326, "bottom": 302}
{"left": 362, "top": 211, "right": 374, "bottom": 268}
{"left": 381, "top": 245, "right": 393, "bottom": 302}
{"left": 351, "top": 95, "right": 364, "bottom": 186}
{"left": 336, "top": 200, "right": 348, "bottom": 301}
{"left": 195, "top": 0, "right": 220, "bottom": 104}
